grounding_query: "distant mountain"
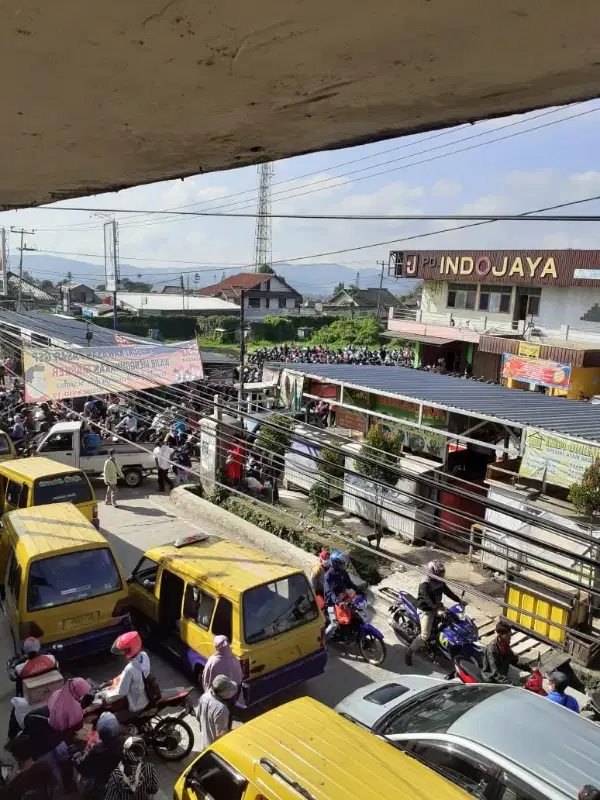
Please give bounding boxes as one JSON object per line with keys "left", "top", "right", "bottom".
{"left": 23, "top": 255, "right": 418, "bottom": 299}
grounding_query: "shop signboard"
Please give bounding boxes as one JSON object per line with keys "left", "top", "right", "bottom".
{"left": 501, "top": 353, "right": 571, "bottom": 390}
{"left": 309, "top": 380, "right": 338, "bottom": 400}
{"left": 336, "top": 408, "right": 368, "bottom": 433}
{"left": 372, "top": 395, "right": 447, "bottom": 428}
{"left": 375, "top": 420, "right": 446, "bottom": 460}
{"left": 520, "top": 429, "right": 600, "bottom": 489}
{"left": 517, "top": 342, "right": 541, "bottom": 358}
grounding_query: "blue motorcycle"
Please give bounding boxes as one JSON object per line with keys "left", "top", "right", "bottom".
{"left": 388, "top": 590, "right": 482, "bottom": 666}
{"left": 330, "top": 592, "right": 387, "bottom": 666}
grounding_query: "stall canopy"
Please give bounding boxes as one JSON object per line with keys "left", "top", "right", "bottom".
{"left": 1, "top": 1, "right": 600, "bottom": 208}
{"left": 281, "top": 363, "right": 600, "bottom": 444}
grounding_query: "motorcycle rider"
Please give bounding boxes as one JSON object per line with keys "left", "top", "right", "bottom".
{"left": 547, "top": 670, "right": 580, "bottom": 713}
{"left": 13, "top": 637, "right": 58, "bottom": 695}
{"left": 324, "top": 550, "right": 360, "bottom": 641}
{"left": 310, "top": 550, "right": 330, "bottom": 604}
{"left": 405, "top": 560, "right": 462, "bottom": 666}
{"left": 481, "top": 620, "right": 531, "bottom": 684}
{"left": 98, "top": 632, "right": 152, "bottom": 719}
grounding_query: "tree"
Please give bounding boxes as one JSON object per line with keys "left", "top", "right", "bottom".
{"left": 569, "top": 460, "right": 600, "bottom": 519}
{"left": 311, "top": 317, "right": 383, "bottom": 348}
{"left": 121, "top": 278, "right": 152, "bottom": 292}
{"left": 332, "top": 282, "right": 345, "bottom": 295}
{"left": 255, "top": 413, "right": 294, "bottom": 478}
{"left": 309, "top": 482, "right": 329, "bottom": 523}
{"left": 95, "top": 283, "right": 106, "bottom": 291}
{"left": 257, "top": 263, "right": 274, "bottom": 274}
{"left": 41, "top": 280, "right": 55, "bottom": 292}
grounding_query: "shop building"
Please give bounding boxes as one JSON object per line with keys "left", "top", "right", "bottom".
{"left": 387, "top": 249, "right": 600, "bottom": 396}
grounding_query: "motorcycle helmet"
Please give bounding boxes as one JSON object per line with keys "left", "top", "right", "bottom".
{"left": 330, "top": 550, "right": 349, "bottom": 569}
{"left": 122, "top": 735, "right": 147, "bottom": 763}
{"left": 34, "top": 410, "right": 45, "bottom": 422}
{"left": 23, "top": 636, "right": 41, "bottom": 655}
{"left": 549, "top": 670, "right": 569, "bottom": 693}
{"left": 13, "top": 414, "right": 23, "bottom": 423}
{"left": 111, "top": 631, "right": 142, "bottom": 660}
{"left": 427, "top": 559, "right": 446, "bottom": 578}
{"left": 319, "top": 550, "right": 330, "bottom": 567}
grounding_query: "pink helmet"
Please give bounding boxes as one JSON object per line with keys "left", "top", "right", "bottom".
{"left": 111, "top": 631, "right": 142, "bottom": 660}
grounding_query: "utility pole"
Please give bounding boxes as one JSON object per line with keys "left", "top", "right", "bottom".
{"left": 111, "top": 219, "right": 119, "bottom": 331}
{"left": 11, "top": 228, "right": 35, "bottom": 311}
{"left": 1, "top": 228, "right": 8, "bottom": 297}
{"left": 238, "top": 289, "right": 246, "bottom": 410}
{"left": 180, "top": 274, "right": 185, "bottom": 313}
{"left": 375, "top": 259, "right": 386, "bottom": 322}
{"left": 187, "top": 275, "right": 190, "bottom": 310}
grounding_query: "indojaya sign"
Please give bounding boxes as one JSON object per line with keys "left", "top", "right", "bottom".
{"left": 23, "top": 341, "right": 204, "bottom": 402}
{"left": 389, "top": 249, "right": 600, "bottom": 287}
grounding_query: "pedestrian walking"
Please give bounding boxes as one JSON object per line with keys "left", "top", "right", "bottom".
{"left": 196, "top": 675, "right": 238, "bottom": 750}
{"left": 202, "top": 635, "right": 243, "bottom": 693}
{"left": 153, "top": 440, "right": 174, "bottom": 493}
{"left": 103, "top": 448, "right": 124, "bottom": 507}
{"left": 105, "top": 736, "right": 159, "bottom": 800}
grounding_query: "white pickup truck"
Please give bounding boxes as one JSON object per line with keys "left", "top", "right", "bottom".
{"left": 35, "top": 421, "right": 156, "bottom": 487}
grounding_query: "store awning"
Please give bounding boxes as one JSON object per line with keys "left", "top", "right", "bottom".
{"left": 1, "top": 2, "right": 600, "bottom": 208}
{"left": 384, "top": 332, "right": 457, "bottom": 346}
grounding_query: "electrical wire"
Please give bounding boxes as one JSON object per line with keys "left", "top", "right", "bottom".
{"left": 5, "top": 340, "right": 598, "bottom": 640}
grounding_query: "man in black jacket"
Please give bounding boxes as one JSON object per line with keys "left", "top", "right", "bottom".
{"left": 405, "top": 560, "right": 462, "bottom": 666}
{"left": 481, "top": 620, "right": 530, "bottom": 684}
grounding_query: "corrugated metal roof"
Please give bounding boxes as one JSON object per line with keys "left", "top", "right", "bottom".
{"left": 479, "top": 335, "right": 600, "bottom": 367}
{"left": 281, "top": 363, "right": 600, "bottom": 443}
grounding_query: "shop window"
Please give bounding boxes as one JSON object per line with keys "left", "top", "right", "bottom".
{"left": 478, "top": 285, "right": 512, "bottom": 313}
{"left": 447, "top": 284, "right": 476, "bottom": 310}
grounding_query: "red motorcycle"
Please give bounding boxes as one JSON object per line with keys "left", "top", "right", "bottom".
{"left": 84, "top": 683, "right": 195, "bottom": 761}
{"left": 454, "top": 657, "right": 547, "bottom": 695}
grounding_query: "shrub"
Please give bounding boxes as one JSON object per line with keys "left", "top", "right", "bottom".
{"left": 310, "top": 316, "right": 383, "bottom": 348}
{"left": 358, "top": 423, "right": 402, "bottom": 485}
{"left": 308, "top": 482, "right": 329, "bottom": 523}
{"left": 93, "top": 314, "right": 199, "bottom": 340}
{"left": 569, "top": 459, "right": 600, "bottom": 519}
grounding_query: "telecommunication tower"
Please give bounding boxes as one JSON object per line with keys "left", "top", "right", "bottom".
{"left": 253, "top": 162, "right": 274, "bottom": 272}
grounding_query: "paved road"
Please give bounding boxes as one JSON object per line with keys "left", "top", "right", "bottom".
{"left": 89, "top": 484, "right": 447, "bottom": 794}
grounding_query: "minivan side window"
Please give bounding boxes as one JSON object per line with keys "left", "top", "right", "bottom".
{"left": 212, "top": 597, "right": 233, "bottom": 642}
{"left": 18, "top": 484, "right": 29, "bottom": 509}
{"left": 6, "top": 549, "right": 21, "bottom": 605}
{"left": 6, "top": 480, "right": 22, "bottom": 507}
{"left": 183, "top": 585, "right": 216, "bottom": 630}
{"left": 131, "top": 557, "right": 159, "bottom": 593}
{"left": 188, "top": 752, "right": 246, "bottom": 800}
{"left": 409, "top": 741, "right": 493, "bottom": 800}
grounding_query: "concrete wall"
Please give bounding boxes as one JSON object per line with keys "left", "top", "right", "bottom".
{"left": 536, "top": 286, "right": 600, "bottom": 332}
{"left": 420, "top": 281, "right": 515, "bottom": 329}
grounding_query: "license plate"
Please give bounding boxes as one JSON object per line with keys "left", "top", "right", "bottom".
{"left": 63, "top": 612, "right": 96, "bottom": 630}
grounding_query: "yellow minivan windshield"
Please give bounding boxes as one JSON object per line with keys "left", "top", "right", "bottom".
{"left": 243, "top": 574, "right": 318, "bottom": 644}
{"left": 33, "top": 474, "right": 92, "bottom": 506}
{"left": 27, "top": 547, "right": 121, "bottom": 611}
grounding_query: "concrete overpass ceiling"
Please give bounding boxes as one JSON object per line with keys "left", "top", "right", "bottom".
{"left": 2, "top": 1, "right": 600, "bottom": 209}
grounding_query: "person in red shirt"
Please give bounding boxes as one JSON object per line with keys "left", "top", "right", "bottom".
{"left": 225, "top": 444, "right": 243, "bottom": 486}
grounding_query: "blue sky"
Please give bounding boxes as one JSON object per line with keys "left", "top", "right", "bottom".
{"left": 1, "top": 98, "right": 599, "bottom": 291}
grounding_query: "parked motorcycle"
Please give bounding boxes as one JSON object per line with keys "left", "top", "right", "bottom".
{"left": 454, "top": 657, "right": 547, "bottom": 695}
{"left": 328, "top": 591, "right": 386, "bottom": 666}
{"left": 84, "top": 682, "right": 195, "bottom": 762}
{"left": 388, "top": 590, "right": 482, "bottom": 665}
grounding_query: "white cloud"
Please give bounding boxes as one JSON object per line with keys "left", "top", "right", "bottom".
{"left": 431, "top": 179, "right": 461, "bottom": 198}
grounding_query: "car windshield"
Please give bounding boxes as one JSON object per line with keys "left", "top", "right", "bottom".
{"left": 382, "top": 684, "right": 508, "bottom": 736}
{"left": 242, "top": 574, "right": 318, "bottom": 644}
{"left": 33, "top": 473, "right": 93, "bottom": 506}
{"left": 27, "top": 548, "right": 122, "bottom": 611}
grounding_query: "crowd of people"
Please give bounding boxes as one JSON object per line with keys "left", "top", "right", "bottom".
{"left": 245, "top": 343, "right": 414, "bottom": 380}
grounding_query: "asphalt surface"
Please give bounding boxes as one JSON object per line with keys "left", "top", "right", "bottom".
{"left": 88, "top": 482, "right": 449, "bottom": 794}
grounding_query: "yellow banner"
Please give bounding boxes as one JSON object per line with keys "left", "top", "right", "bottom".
{"left": 519, "top": 429, "right": 600, "bottom": 489}
{"left": 518, "top": 342, "right": 541, "bottom": 358}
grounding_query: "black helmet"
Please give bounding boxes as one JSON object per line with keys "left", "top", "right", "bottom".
{"left": 550, "top": 670, "right": 569, "bottom": 693}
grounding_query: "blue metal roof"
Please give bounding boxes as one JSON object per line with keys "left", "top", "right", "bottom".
{"left": 281, "top": 363, "right": 600, "bottom": 443}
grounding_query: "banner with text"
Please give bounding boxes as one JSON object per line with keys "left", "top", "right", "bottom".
{"left": 24, "top": 341, "right": 204, "bottom": 402}
{"left": 372, "top": 394, "right": 447, "bottom": 428}
{"left": 519, "top": 429, "right": 600, "bottom": 489}
{"left": 502, "top": 353, "right": 571, "bottom": 390}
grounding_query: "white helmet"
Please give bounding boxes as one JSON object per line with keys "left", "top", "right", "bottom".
{"left": 34, "top": 410, "right": 45, "bottom": 421}
{"left": 13, "top": 414, "right": 23, "bottom": 423}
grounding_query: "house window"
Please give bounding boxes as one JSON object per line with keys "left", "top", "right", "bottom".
{"left": 278, "top": 298, "right": 287, "bottom": 309}
{"left": 248, "top": 297, "right": 261, "bottom": 308}
{"left": 478, "top": 285, "right": 512, "bottom": 313}
{"left": 447, "top": 283, "right": 476, "bottom": 310}
{"left": 527, "top": 289, "right": 541, "bottom": 315}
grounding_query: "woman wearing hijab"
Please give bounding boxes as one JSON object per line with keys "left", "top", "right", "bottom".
{"left": 48, "top": 677, "right": 90, "bottom": 742}
{"left": 105, "top": 736, "right": 159, "bottom": 800}
{"left": 202, "top": 635, "right": 243, "bottom": 692}
{"left": 73, "top": 712, "right": 123, "bottom": 799}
